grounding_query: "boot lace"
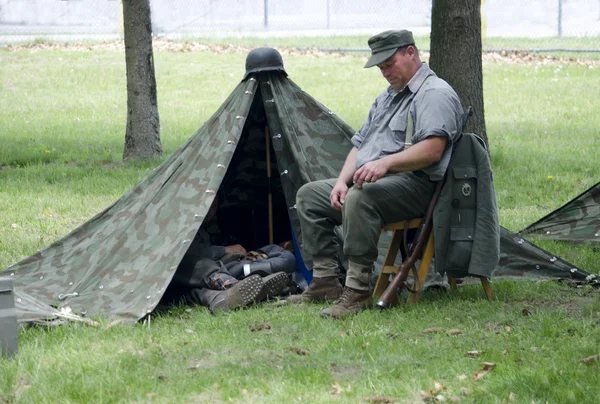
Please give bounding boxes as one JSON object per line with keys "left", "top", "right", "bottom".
{"left": 336, "top": 288, "right": 358, "bottom": 307}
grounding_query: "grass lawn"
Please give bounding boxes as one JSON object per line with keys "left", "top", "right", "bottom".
{"left": 1, "top": 40, "right": 599, "bottom": 403}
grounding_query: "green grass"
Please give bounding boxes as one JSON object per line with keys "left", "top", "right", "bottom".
{"left": 1, "top": 282, "right": 599, "bottom": 403}
{"left": 1, "top": 42, "right": 600, "bottom": 403}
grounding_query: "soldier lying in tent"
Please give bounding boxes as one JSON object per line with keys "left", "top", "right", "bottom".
{"left": 161, "top": 195, "right": 297, "bottom": 314}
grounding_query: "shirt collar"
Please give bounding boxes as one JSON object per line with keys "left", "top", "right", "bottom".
{"left": 407, "top": 63, "right": 435, "bottom": 93}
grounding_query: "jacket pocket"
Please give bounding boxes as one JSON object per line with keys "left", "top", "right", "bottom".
{"left": 451, "top": 166, "right": 477, "bottom": 209}
{"left": 384, "top": 112, "right": 409, "bottom": 154}
{"left": 447, "top": 226, "right": 474, "bottom": 271}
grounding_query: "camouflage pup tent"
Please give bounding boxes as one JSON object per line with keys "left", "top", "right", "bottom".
{"left": 3, "top": 49, "right": 595, "bottom": 325}
{"left": 520, "top": 181, "right": 600, "bottom": 243}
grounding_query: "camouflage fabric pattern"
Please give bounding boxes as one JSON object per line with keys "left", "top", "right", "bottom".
{"left": 520, "top": 182, "right": 600, "bottom": 243}
{"left": 494, "top": 226, "right": 595, "bottom": 282}
{"left": 5, "top": 78, "right": 259, "bottom": 323}
{"left": 259, "top": 72, "right": 355, "bottom": 264}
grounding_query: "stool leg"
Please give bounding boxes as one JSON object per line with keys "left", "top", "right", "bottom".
{"left": 408, "top": 232, "right": 435, "bottom": 304}
{"left": 448, "top": 275, "right": 458, "bottom": 290}
{"left": 480, "top": 277, "right": 493, "bottom": 300}
{"left": 373, "top": 230, "right": 403, "bottom": 300}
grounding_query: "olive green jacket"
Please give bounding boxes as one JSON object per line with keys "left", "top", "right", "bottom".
{"left": 433, "top": 133, "right": 500, "bottom": 278}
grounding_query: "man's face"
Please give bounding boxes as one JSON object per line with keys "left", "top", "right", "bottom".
{"left": 377, "top": 48, "right": 413, "bottom": 91}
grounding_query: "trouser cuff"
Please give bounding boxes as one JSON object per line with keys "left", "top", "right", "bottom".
{"left": 312, "top": 256, "right": 339, "bottom": 278}
{"left": 345, "top": 261, "right": 372, "bottom": 291}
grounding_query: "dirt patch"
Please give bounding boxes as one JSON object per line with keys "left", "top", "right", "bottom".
{"left": 507, "top": 291, "right": 599, "bottom": 318}
{"left": 329, "top": 363, "right": 360, "bottom": 378}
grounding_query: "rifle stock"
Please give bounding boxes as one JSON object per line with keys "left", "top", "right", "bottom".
{"left": 376, "top": 179, "right": 444, "bottom": 308}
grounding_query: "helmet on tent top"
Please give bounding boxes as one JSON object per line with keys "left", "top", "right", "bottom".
{"left": 243, "top": 47, "right": 287, "bottom": 80}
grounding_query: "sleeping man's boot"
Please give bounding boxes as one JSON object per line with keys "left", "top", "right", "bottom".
{"left": 193, "top": 274, "right": 263, "bottom": 314}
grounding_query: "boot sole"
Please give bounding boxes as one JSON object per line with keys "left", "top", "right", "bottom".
{"left": 256, "top": 272, "right": 289, "bottom": 302}
{"left": 224, "top": 274, "right": 263, "bottom": 309}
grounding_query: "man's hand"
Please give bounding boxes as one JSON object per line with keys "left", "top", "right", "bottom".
{"left": 353, "top": 158, "right": 389, "bottom": 188}
{"left": 330, "top": 181, "right": 349, "bottom": 211}
{"left": 225, "top": 244, "right": 247, "bottom": 255}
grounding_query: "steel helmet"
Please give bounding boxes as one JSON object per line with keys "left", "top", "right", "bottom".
{"left": 243, "top": 47, "right": 287, "bottom": 80}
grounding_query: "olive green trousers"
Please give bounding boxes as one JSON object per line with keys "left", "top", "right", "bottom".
{"left": 296, "top": 172, "right": 436, "bottom": 290}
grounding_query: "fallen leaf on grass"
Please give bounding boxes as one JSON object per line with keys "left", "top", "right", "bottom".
{"left": 330, "top": 381, "right": 347, "bottom": 395}
{"left": 104, "top": 319, "right": 123, "bottom": 329}
{"left": 364, "top": 396, "right": 397, "bottom": 403}
{"left": 509, "top": 392, "right": 516, "bottom": 401}
{"left": 472, "top": 362, "right": 496, "bottom": 381}
{"left": 420, "top": 381, "right": 447, "bottom": 402}
{"left": 503, "top": 348, "right": 509, "bottom": 355}
{"left": 422, "top": 327, "right": 446, "bottom": 334}
{"left": 14, "top": 376, "right": 31, "bottom": 402}
{"left": 433, "top": 382, "right": 445, "bottom": 394}
{"left": 446, "top": 329, "right": 462, "bottom": 336}
{"left": 249, "top": 321, "right": 271, "bottom": 332}
{"left": 460, "top": 387, "right": 469, "bottom": 396}
{"left": 522, "top": 308, "right": 532, "bottom": 316}
{"left": 465, "top": 350, "right": 484, "bottom": 357}
{"left": 457, "top": 374, "right": 468, "bottom": 381}
{"left": 579, "top": 354, "right": 599, "bottom": 363}
{"left": 287, "top": 346, "right": 308, "bottom": 355}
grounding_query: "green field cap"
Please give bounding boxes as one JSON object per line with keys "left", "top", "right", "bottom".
{"left": 364, "top": 29, "right": 415, "bottom": 68}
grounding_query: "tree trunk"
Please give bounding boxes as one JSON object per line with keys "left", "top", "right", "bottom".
{"left": 122, "top": 0, "right": 162, "bottom": 161}
{"left": 429, "top": 0, "right": 487, "bottom": 145}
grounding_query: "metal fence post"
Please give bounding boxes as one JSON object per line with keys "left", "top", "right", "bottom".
{"left": 264, "top": 0, "right": 269, "bottom": 29}
{"left": 558, "top": 0, "right": 563, "bottom": 37}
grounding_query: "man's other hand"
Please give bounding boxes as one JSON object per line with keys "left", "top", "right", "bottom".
{"left": 225, "top": 244, "right": 247, "bottom": 255}
{"left": 330, "top": 181, "right": 349, "bottom": 211}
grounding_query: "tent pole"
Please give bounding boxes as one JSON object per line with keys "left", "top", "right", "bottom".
{"left": 265, "top": 126, "right": 274, "bottom": 244}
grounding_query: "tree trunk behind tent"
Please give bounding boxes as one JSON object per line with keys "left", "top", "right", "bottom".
{"left": 429, "top": 0, "right": 488, "bottom": 145}
{"left": 122, "top": 0, "right": 162, "bottom": 161}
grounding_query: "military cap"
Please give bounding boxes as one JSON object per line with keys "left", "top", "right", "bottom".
{"left": 364, "top": 29, "right": 415, "bottom": 68}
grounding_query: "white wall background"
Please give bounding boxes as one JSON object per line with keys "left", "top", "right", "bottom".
{"left": 0, "top": 0, "right": 598, "bottom": 41}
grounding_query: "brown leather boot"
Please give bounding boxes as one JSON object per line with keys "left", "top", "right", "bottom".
{"left": 320, "top": 287, "right": 373, "bottom": 318}
{"left": 286, "top": 276, "right": 343, "bottom": 304}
